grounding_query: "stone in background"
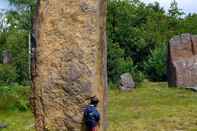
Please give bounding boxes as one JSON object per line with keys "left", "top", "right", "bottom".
{"left": 168, "top": 33, "right": 197, "bottom": 89}
{"left": 2, "top": 50, "right": 12, "bottom": 64}
{"left": 119, "top": 73, "right": 135, "bottom": 91}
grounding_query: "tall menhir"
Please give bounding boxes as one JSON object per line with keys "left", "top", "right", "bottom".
{"left": 31, "top": 0, "right": 107, "bottom": 131}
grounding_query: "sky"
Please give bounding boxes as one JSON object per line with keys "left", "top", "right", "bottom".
{"left": 0, "top": 0, "right": 10, "bottom": 10}
{"left": 0, "top": 0, "right": 196, "bottom": 14}
{"left": 143, "top": 0, "right": 197, "bottom": 14}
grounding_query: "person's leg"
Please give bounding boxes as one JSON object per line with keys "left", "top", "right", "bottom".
{"left": 91, "top": 127, "right": 96, "bottom": 131}
{"left": 87, "top": 126, "right": 96, "bottom": 131}
{"left": 87, "top": 127, "right": 94, "bottom": 131}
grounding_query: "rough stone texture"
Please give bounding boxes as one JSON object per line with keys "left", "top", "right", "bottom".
{"left": 119, "top": 73, "right": 135, "bottom": 91}
{"left": 168, "top": 33, "right": 197, "bottom": 88}
{"left": 2, "top": 50, "right": 12, "bottom": 64}
{"left": 31, "top": 0, "right": 107, "bottom": 131}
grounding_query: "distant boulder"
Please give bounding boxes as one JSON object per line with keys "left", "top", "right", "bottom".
{"left": 2, "top": 50, "right": 12, "bottom": 64}
{"left": 168, "top": 33, "right": 197, "bottom": 89}
{"left": 119, "top": 73, "right": 135, "bottom": 91}
{"left": 0, "top": 123, "right": 7, "bottom": 129}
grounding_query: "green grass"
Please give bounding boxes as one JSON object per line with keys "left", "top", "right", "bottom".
{"left": 0, "top": 84, "right": 30, "bottom": 111}
{"left": 0, "top": 84, "right": 34, "bottom": 131}
{"left": 1, "top": 82, "right": 197, "bottom": 131}
{"left": 109, "top": 82, "right": 197, "bottom": 131}
{"left": 0, "top": 111, "right": 34, "bottom": 131}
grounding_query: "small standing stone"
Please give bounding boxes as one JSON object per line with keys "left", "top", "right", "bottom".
{"left": 2, "top": 50, "right": 12, "bottom": 64}
{"left": 119, "top": 73, "right": 135, "bottom": 91}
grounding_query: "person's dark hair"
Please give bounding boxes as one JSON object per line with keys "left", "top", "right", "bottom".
{"left": 90, "top": 96, "right": 99, "bottom": 106}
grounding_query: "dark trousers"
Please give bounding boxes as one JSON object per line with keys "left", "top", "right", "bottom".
{"left": 87, "top": 127, "right": 96, "bottom": 131}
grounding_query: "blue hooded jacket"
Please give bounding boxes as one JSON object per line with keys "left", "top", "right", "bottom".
{"left": 84, "top": 105, "right": 100, "bottom": 128}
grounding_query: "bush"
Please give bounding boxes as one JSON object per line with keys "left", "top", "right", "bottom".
{"left": 15, "top": 99, "right": 29, "bottom": 111}
{"left": 109, "top": 81, "right": 117, "bottom": 89}
{"left": 108, "top": 41, "right": 146, "bottom": 85}
{"left": 108, "top": 42, "right": 137, "bottom": 83}
{"left": 0, "top": 85, "right": 30, "bottom": 111}
{"left": 144, "top": 43, "right": 167, "bottom": 81}
{"left": 0, "top": 64, "right": 17, "bottom": 84}
{"left": 132, "top": 71, "right": 145, "bottom": 84}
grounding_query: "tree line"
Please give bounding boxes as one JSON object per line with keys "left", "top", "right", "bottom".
{"left": 107, "top": 0, "right": 197, "bottom": 85}
{"left": 0, "top": 0, "right": 197, "bottom": 85}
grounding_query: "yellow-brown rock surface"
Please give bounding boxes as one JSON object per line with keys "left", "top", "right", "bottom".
{"left": 31, "top": 0, "right": 107, "bottom": 130}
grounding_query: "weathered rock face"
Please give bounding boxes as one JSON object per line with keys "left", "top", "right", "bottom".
{"left": 168, "top": 33, "right": 197, "bottom": 88}
{"left": 31, "top": 0, "right": 107, "bottom": 131}
{"left": 119, "top": 73, "right": 135, "bottom": 91}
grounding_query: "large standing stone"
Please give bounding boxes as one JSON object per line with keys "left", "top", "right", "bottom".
{"left": 31, "top": 0, "right": 107, "bottom": 131}
{"left": 119, "top": 73, "right": 135, "bottom": 91}
{"left": 168, "top": 33, "right": 197, "bottom": 88}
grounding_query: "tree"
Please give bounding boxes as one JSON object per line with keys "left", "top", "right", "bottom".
{"left": 0, "top": 0, "right": 37, "bottom": 84}
{"left": 144, "top": 43, "right": 167, "bottom": 81}
{"left": 7, "top": 0, "right": 37, "bottom": 31}
{"left": 184, "top": 13, "right": 197, "bottom": 34}
{"left": 147, "top": 1, "right": 165, "bottom": 13}
{"left": 107, "top": 0, "right": 193, "bottom": 83}
{"left": 168, "top": 0, "right": 184, "bottom": 18}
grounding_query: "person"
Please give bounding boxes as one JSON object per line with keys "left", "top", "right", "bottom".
{"left": 84, "top": 96, "right": 100, "bottom": 131}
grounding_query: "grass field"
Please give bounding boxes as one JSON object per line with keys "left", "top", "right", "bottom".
{"left": 0, "top": 111, "right": 34, "bottom": 131}
{"left": 1, "top": 82, "right": 197, "bottom": 131}
{"left": 108, "top": 82, "right": 197, "bottom": 131}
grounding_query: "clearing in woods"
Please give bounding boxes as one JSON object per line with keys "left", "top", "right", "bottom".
{"left": 1, "top": 82, "right": 197, "bottom": 131}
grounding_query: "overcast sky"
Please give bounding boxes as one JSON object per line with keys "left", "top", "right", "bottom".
{"left": 0, "top": 0, "right": 196, "bottom": 14}
{"left": 0, "top": 0, "right": 9, "bottom": 10}
{"left": 143, "top": 0, "right": 197, "bottom": 14}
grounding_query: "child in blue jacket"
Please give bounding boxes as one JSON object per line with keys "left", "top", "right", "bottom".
{"left": 84, "top": 96, "right": 100, "bottom": 131}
